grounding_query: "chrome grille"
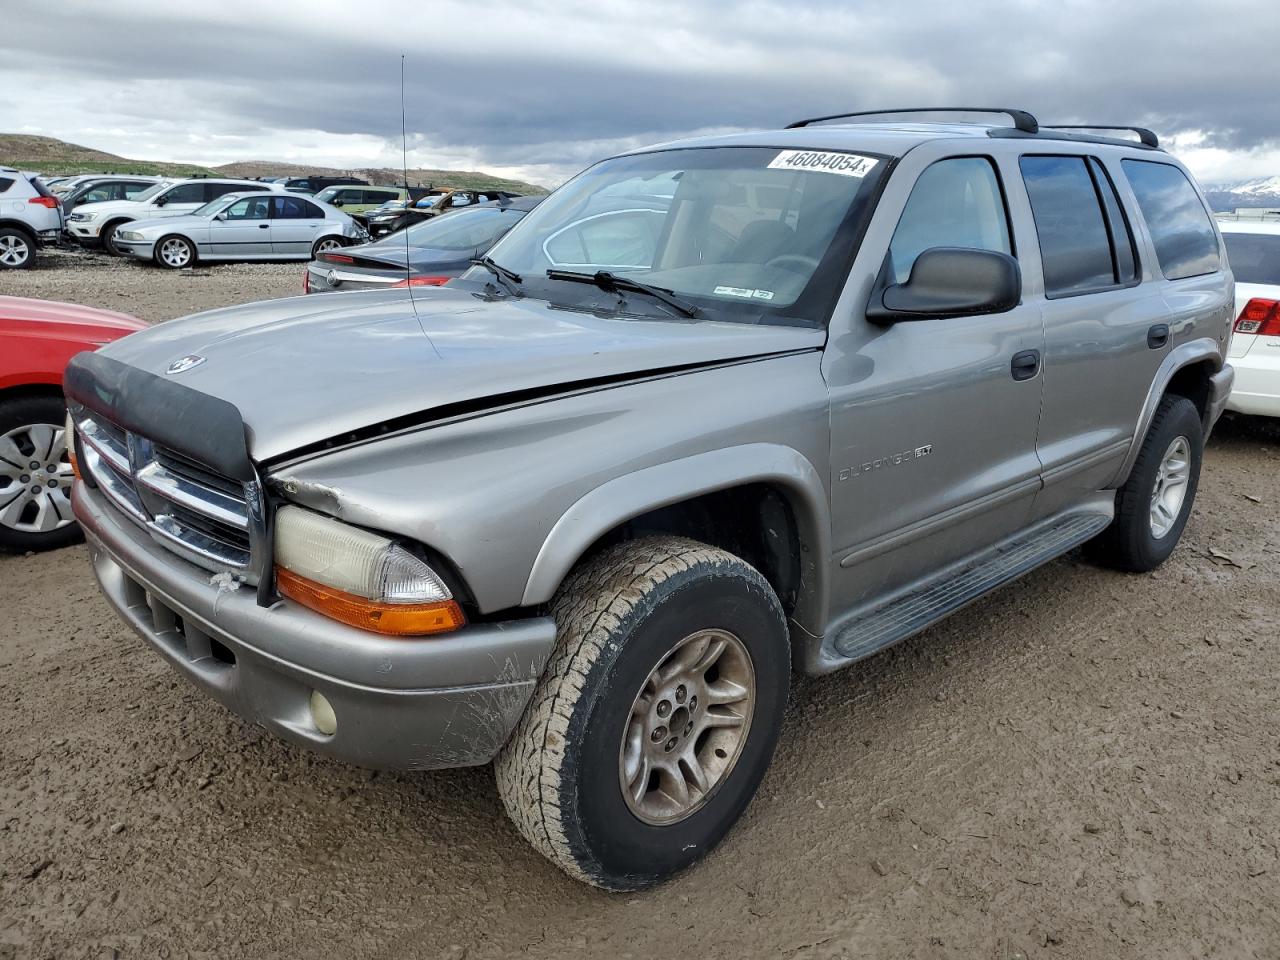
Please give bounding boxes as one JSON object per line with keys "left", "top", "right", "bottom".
{"left": 78, "top": 413, "right": 257, "bottom": 576}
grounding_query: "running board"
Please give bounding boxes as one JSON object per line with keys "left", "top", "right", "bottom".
{"left": 832, "top": 512, "right": 1112, "bottom": 662}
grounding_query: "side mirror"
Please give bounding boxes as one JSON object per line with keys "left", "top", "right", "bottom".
{"left": 214, "top": 212, "right": 228, "bottom": 221}
{"left": 867, "top": 247, "right": 1021, "bottom": 323}
{"left": 154, "top": 195, "right": 168, "bottom": 207}
{"left": 332, "top": 199, "right": 344, "bottom": 207}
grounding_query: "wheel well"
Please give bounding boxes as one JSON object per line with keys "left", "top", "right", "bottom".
{"left": 573, "top": 483, "right": 805, "bottom": 620}
{"left": 0, "top": 383, "right": 64, "bottom": 405}
{"left": 0, "top": 220, "right": 37, "bottom": 241}
{"left": 1165, "top": 359, "right": 1213, "bottom": 425}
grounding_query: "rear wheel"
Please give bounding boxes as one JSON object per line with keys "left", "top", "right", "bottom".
{"left": 0, "top": 228, "right": 34, "bottom": 269}
{"left": 312, "top": 236, "right": 344, "bottom": 257}
{"left": 495, "top": 536, "right": 789, "bottom": 890}
{"left": 1086, "top": 394, "right": 1202, "bottom": 572}
{"left": 154, "top": 234, "right": 196, "bottom": 269}
{"left": 0, "top": 395, "right": 79, "bottom": 553}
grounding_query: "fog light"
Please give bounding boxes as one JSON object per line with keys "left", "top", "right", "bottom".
{"left": 309, "top": 690, "right": 337, "bottom": 736}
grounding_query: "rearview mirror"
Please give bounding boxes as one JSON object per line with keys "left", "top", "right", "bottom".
{"left": 866, "top": 247, "right": 1021, "bottom": 323}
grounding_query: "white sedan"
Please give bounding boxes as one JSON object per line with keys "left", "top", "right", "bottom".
{"left": 1221, "top": 219, "right": 1280, "bottom": 417}
{"left": 113, "top": 193, "right": 367, "bottom": 269}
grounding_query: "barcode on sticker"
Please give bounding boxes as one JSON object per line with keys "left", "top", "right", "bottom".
{"left": 767, "top": 150, "right": 878, "bottom": 178}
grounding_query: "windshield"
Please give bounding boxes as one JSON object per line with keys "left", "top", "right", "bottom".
{"left": 396, "top": 207, "right": 527, "bottom": 251}
{"left": 314, "top": 187, "right": 340, "bottom": 202}
{"left": 480, "top": 146, "right": 886, "bottom": 326}
{"left": 1223, "top": 232, "right": 1280, "bottom": 286}
{"left": 131, "top": 181, "right": 173, "bottom": 202}
{"left": 189, "top": 195, "right": 237, "bottom": 217}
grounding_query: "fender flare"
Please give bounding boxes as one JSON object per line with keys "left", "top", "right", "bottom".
{"left": 520, "top": 443, "right": 831, "bottom": 634}
{"left": 1112, "top": 336, "right": 1223, "bottom": 486}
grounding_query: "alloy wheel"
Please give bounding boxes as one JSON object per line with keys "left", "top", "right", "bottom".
{"left": 314, "top": 238, "right": 343, "bottom": 254}
{"left": 619, "top": 628, "right": 756, "bottom": 825}
{"left": 0, "top": 234, "right": 31, "bottom": 267}
{"left": 1149, "top": 435, "right": 1191, "bottom": 539}
{"left": 0, "top": 423, "right": 75, "bottom": 535}
{"left": 159, "top": 237, "right": 193, "bottom": 268}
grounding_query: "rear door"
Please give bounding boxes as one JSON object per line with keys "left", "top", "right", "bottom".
{"left": 270, "top": 196, "right": 327, "bottom": 256}
{"left": 207, "top": 195, "right": 273, "bottom": 256}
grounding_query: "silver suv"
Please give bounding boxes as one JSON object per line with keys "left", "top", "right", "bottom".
{"left": 0, "top": 168, "right": 63, "bottom": 269}
{"left": 64, "top": 108, "right": 1234, "bottom": 890}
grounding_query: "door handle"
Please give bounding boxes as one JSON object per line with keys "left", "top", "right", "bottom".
{"left": 258, "top": 223, "right": 270, "bottom": 229}
{"left": 1011, "top": 349, "right": 1040, "bottom": 381}
{"left": 1147, "top": 323, "right": 1170, "bottom": 349}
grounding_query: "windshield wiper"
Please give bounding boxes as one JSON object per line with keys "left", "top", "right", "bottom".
{"left": 546, "top": 269, "right": 701, "bottom": 319}
{"left": 471, "top": 255, "right": 522, "bottom": 296}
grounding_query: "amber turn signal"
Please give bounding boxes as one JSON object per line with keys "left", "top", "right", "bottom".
{"left": 275, "top": 566, "right": 466, "bottom": 636}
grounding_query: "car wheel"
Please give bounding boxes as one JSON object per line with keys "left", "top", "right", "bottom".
{"left": 1086, "top": 394, "right": 1202, "bottom": 572}
{"left": 0, "top": 395, "right": 80, "bottom": 553}
{"left": 102, "top": 220, "right": 132, "bottom": 256}
{"left": 154, "top": 235, "right": 196, "bottom": 270}
{"left": 0, "top": 227, "right": 34, "bottom": 269}
{"left": 312, "top": 236, "right": 344, "bottom": 257}
{"left": 495, "top": 536, "right": 789, "bottom": 890}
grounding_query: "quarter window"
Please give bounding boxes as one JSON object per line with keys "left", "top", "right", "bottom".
{"left": 1020, "top": 156, "right": 1120, "bottom": 297}
{"left": 888, "top": 157, "right": 1012, "bottom": 284}
{"left": 1121, "top": 160, "right": 1220, "bottom": 280}
{"left": 0, "top": 177, "right": 13, "bottom": 193}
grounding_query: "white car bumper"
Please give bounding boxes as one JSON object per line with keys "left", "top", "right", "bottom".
{"left": 1225, "top": 346, "right": 1280, "bottom": 417}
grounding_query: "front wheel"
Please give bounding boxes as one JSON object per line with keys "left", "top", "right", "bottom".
{"left": 1086, "top": 394, "right": 1203, "bottom": 572}
{"left": 0, "top": 395, "right": 80, "bottom": 553}
{"left": 495, "top": 536, "right": 789, "bottom": 890}
{"left": 154, "top": 235, "right": 196, "bottom": 269}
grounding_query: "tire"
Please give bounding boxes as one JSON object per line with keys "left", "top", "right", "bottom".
{"left": 312, "top": 236, "right": 344, "bottom": 257}
{"left": 101, "top": 220, "right": 132, "bottom": 256}
{"left": 0, "top": 227, "right": 34, "bottom": 269}
{"left": 495, "top": 536, "right": 789, "bottom": 890}
{"left": 1086, "top": 394, "right": 1202, "bottom": 572}
{"left": 0, "top": 394, "right": 81, "bottom": 553}
{"left": 154, "top": 234, "right": 196, "bottom": 270}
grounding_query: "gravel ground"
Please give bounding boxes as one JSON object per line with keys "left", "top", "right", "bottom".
{"left": 2, "top": 255, "right": 1279, "bottom": 959}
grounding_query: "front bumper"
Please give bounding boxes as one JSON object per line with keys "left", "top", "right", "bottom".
{"left": 67, "top": 221, "right": 103, "bottom": 241}
{"left": 75, "top": 481, "right": 557, "bottom": 770}
{"left": 114, "top": 239, "right": 155, "bottom": 261}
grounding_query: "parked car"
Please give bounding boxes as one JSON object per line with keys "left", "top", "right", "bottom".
{"left": 0, "top": 167, "right": 63, "bottom": 270}
{"left": 362, "top": 189, "right": 525, "bottom": 238}
{"left": 281, "top": 176, "right": 368, "bottom": 195}
{"left": 67, "top": 178, "right": 280, "bottom": 254}
{"left": 311, "top": 184, "right": 406, "bottom": 215}
{"left": 64, "top": 108, "right": 1233, "bottom": 891}
{"left": 59, "top": 176, "right": 162, "bottom": 213}
{"left": 305, "top": 196, "right": 542, "bottom": 292}
{"left": 1221, "top": 220, "right": 1280, "bottom": 416}
{"left": 0, "top": 296, "right": 144, "bottom": 551}
{"left": 113, "top": 192, "right": 365, "bottom": 269}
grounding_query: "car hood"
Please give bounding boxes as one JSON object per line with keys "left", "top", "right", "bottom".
{"left": 97, "top": 288, "right": 824, "bottom": 462}
{"left": 71, "top": 199, "right": 150, "bottom": 217}
{"left": 0, "top": 296, "right": 146, "bottom": 334}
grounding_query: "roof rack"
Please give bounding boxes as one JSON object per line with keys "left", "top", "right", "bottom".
{"left": 786, "top": 107, "right": 1039, "bottom": 133}
{"left": 1040, "top": 125, "right": 1159, "bottom": 148}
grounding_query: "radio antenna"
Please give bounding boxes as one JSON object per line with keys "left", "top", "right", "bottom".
{"left": 400, "top": 54, "right": 417, "bottom": 316}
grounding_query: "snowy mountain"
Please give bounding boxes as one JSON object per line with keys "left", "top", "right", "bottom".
{"left": 1203, "top": 176, "right": 1280, "bottom": 212}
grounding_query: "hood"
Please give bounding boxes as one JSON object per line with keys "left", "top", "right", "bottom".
{"left": 98, "top": 288, "right": 824, "bottom": 462}
{"left": 0, "top": 296, "right": 146, "bottom": 334}
{"left": 71, "top": 198, "right": 149, "bottom": 217}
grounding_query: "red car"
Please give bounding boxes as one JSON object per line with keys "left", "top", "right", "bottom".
{"left": 0, "top": 296, "right": 145, "bottom": 552}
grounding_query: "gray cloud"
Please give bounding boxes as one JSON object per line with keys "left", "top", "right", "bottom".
{"left": 3, "top": 0, "right": 1278, "bottom": 182}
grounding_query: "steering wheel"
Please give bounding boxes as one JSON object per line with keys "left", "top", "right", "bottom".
{"left": 764, "top": 253, "right": 820, "bottom": 274}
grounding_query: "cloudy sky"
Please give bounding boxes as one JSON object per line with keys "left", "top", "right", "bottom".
{"left": 4, "top": 0, "right": 1280, "bottom": 187}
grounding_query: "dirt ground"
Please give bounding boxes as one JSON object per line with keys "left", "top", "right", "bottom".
{"left": 2, "top": 252, "right": 1279, "bottom": 960}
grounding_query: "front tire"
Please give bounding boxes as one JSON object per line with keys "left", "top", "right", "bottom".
{"left": 102, "top": 220, "right": 132, "bottom": 256}
{"left": 495, "top": 536, "right": 789, "bottom": 890}
{"left": 0, "top": 395, "right": 80, "bottom": 553}
{"left": 1086, "top": 394, "right": 1203, "bottom": 572}
{"left": 154, "top": 234, "right": 196, "bottom": 269}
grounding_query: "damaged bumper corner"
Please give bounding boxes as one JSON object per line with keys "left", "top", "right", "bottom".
{"left": 74, "top": 480, "right": 558, "bottom": 771}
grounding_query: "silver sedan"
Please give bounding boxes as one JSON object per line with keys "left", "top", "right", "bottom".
{"left": 113, "top": 192, "right": 367, "bottom": 269}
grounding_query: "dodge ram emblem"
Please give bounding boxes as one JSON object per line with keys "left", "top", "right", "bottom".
{"left": 166, "top": 354, "right": 206, "bottom": 375}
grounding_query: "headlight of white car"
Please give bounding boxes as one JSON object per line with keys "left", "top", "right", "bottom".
{"left": 118, "top": 231, "right": 144, "bottom": 242}
{"left": 272, "top": 504, "right": 465, "bottom": 636}
{"left": 69, "top": 212, "right": 97, "bottom": 222}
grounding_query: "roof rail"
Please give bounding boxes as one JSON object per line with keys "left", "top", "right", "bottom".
{"left": 1040, "top": 125, "right": 1159, "bottom": 148}
{"left": 786, "top": 107, "right": 1039, "bottom": 133}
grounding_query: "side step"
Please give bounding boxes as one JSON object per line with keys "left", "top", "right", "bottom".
{"left": 832, "top": 512, "right": 1112, "bottom": 662}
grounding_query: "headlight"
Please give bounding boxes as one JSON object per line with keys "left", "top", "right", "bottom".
{"left": 273, "top": 505, "right": 465, "bottom": 636}
{"left": 118, "top": 231, "right": 144, "bottom": 241}
{"left": 69, "top": 212, "right": 97, "bottom": 222}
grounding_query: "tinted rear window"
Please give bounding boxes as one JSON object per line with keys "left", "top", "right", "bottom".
{"left": 1121, "top": 160, "right": 1220, "bottom": 280}
{"left": 1020, "top": 155, "right": 1116, "bottom": 296}
{"left": 1222, "top": 232, "right": 1280, "bottom": 285}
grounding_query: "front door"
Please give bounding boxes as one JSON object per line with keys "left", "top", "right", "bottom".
{"left": 208, "top": 195, "right": 273, "bottom": 256}
{"left": 824, "top": 153, "right": 1046, "bottom": 614}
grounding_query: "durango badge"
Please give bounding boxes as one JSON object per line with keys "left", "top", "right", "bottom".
{"left": 166, "top": 354, "right": 206, "bottom": 375}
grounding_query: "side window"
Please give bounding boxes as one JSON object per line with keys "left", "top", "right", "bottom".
{"left": 272, "top": 196, "right": 320, "bottom": 219}
{"left": 1019, "top": 156, "right": 1115, "bottom": 296}
{"left": 888, "top": 157, "right": 1012, "bottom": 284}
{"left": 0, "top": 177, "right": 13, "bottom": 193}
{"left": 1121, "top": 160, "right": 1220, "bottom": 280}
{"left": 161, "top": 183, "right": 206, "bottom": 204}
{"left": 1089, "top": 158, "right": 1139, "bottom": 283}
{"left": 81, "top": 184, "right": 121, "bottom": 204}
{"left": 123, "top": 182, "right": 152, "bottom": 198}
{"left": 223, "top": 196, "right": 271, "bottom": 220}
{"left": 365, "top": 189, "right": 396, "bottom": 204}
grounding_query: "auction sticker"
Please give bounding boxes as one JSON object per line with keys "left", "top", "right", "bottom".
{"left": 714, "top": 286, "right": 775, "bottom": 300}
{"left": 767, "top": 150, "right": 878, "bottom": 178}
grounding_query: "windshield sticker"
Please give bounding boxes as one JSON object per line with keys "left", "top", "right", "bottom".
{"left": 714, "top": 285, "right": 775, "bottom": 301}
{"left": 767, "top": 150, "right": 878, "bottom": 178}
